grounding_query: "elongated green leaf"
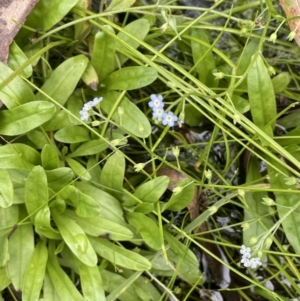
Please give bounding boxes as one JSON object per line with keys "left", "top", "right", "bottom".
{"left": 36, "top": 55, "right": 89, "bottom": 107}
{"left": 54, "top": 126, "right": 90, "bottom": 143}
{"left": 191, "top": 29, "right": 216, "bottom": 87}
{"left": 164, "top": 230, "right": 201, "bottom": 283}
{"left": 52, "top": 211, "right": 97, "bottom": 266}
{"left": 116, "top": 19, "right": 150, "bottom": 65}
{"left": 47, "top": 250, "right": 85, "bottom": 301}
{"left": 134, "top": 176, "right": 169, "bottom": 204}
{"left": 26, "top": 0, "right": 79, "bottom": 31}
{"left": 8, "top": 41, "right": 32, "bottom": 78}
{"left": 76, "top": 258, "right": 105, "bottom": 301}
{"left": 66, "top": 158, "right": 91, "bottom": 181}
{"left": 244, "top": 157, "right": 273, "bottom": 247}
{"left": 90, "top": 237, "right": 152, "bottom": 270}
{"left": 92, "top": 26, "right": 116, "bottom": 82}
{"left": 0, "top": 144, "right": 40, "bottom": 170}
{"left": 35, "top": 207, "right": 61, "bottom": 240}
{"left": 43, "top": 110, "right": 74, "bottom": 131}
{"left": 272, "top": 72, "right": 291, "bottom": 93}
{"left": 43, "top": 272, "right": 61, "bottom": 301}
{"left": 22, "top": 241, "right": 48, "bottom": 301}
{"left": 25, "top": 166, "right": 48, "bottom": 223}
{"left": 68, "top": 140, "right": 109, "bottom": 157}
{"left": 27, "top": 129, "right": 50, "bottom": 149}
{"left": 64, "top": 210, "right": 133, "bottom": 241}
{"left": 102, "top": 67, "right": 157, "bottom": 91}
{"left": 0, "top": 267, "right": 11, "bottom": 291}
{"left": 81, "top": 62, "right": 99, "bottom": 90}
{"left": 0, "top": 170, "right": 14, "bottom": 208}
{"left": 0, "top": 101, "right": 56, "bottom": 136}
{"left": 0, "top": 205, "right": 18, "bottom": 267}
{"left": 0, "top": 62, "right": 34, "bottom": 109}
{"left": 76, "top": 182, "right": 125, "bottom": 224}
{"left": 126, "top": 212, "right": 160, "bottom": 250}
{"left": 101, "top": 270, "right": 143, "bottom": 301}
{"left": 162, "top": 180, "right": 195, "bottom": 211}
{"left": 247, "top": 54, "right": 277, "bottom": 130}
{"left": 99, "top": 91, "right": 151, "bottom": 138}
{"left": 268, "top": 160, "right": 300, "bottom": 253}
{"left": 7, "top": 208, "right": 34, "bottom": 290}
{"left": 100, "top": 151, "right": 125, "bottom": 198}
{"left": 236, "top": 40, "right": 259, "bottom": 91}
{"left": 46, "top": 168, "right": 74, "bottom": 194}
{"left": 75, "top": 190, "right": 101, "bottom": 217}
{"left": 41, "top": 144, "right": 59, "bottom": 170}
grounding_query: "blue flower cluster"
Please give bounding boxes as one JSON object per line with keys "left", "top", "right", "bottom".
{"left": 79, "top": 97, "right": 103, "bottom": 121}
{"left": 148, "top": 94, "right": 178, "bottom": 127}
{"left": 240, "top": 245, "right": 262, "bottom": 269}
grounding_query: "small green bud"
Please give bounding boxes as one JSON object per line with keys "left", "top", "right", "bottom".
{"left": 262, "top": 197, "right": 276, "bottom": 206}
{"left": 173, "top": 186, "right": 183, "bottom": 195}
{"left": 208, "top": 205, "right": 217, "bottom": 215}
{"left": 249, "top": 237, "right": 258, "bottom": 245}
{"left": 204, "top": 169, "right": 212, "bottom": 180}
{"left": 241, "top": 222, "right": 250, "bottom": 230}
{"left": 134, "top": 163, "right": 145, "bottom": 172}
{"left": 172, "top": 146, "right": 180, "bottom": 158}
{"left": 269, "top": 32, "right": 277, "bottom": 43}
{"left": 118, "top": 106, "right": 124, "bottom": 116}
{"left": 288, "top": 31, "right": 296, "bottom": 41}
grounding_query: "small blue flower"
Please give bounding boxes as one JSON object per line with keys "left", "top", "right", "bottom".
{"left": 241, "top": 257, "right": 251, "bottom": 267}
{"left": 148, "top": 94, "right": 164, "bottom": 109}
{"left": 162, "top": 111, "right": 178, "bottom": 127}
{"left": 153, "top": 108, "right": 164, "bottom": 119}
{"left": 83, "top": 101, "right": 94, "bottom": 111}
{"left": 240, "top": 245, "right": 251, "bottom": 259}
{"left": 79, "top": 109, "right": 89, "bottom": 121}
{"left": 248, "top": 257, "right": 262, "bottom": 269}
{"left": 92, "top": 97, "right": 103, "bottom": 106}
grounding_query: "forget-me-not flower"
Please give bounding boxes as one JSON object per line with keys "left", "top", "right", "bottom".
{"left": 83, "top": 101, "right": 94, "bottom": 111}
{"left": 79, "top": 109, "right": 89, "bottom": 121}
{"left": 152, "top": 108, "right": 165, "bottom": 119}
{"left": 248, "top": 257, "right": 262, "bottom": 269}
{"left": 91, "top": 97, "right": 103, "bottom": 106}
{"left": 240, "top": 245, "right": 251, "bottom": 259}
{"left": 148, "top": 94, "right": 164, "bottom": 109}
{"left": 162, "top": 111, "right": 178, "bottom": 127}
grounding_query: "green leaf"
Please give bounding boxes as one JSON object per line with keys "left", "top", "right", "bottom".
{"left": 81, "top": 62, "right": 99, "bottom": 91}
{"left": 66, "top": 158, "right": 91, "bottom": 181}
{"left": 25, "top": 166, "right": 48, "bottom": 223}
{"left": 236, "top": 39, "right": 259, "bottom": 91}
{"left": 75, "top": 190, "right": 101, "bottom": 217}
{"left": 41, "top": 144, "right": 60, "bottom": 170}
{"left": 47, "top": 248, "right": 85, "bottom": 301}
{"left": 116, "top": 19, "right": 150, "bottom": 66}
{"left": 106, "top": 0, "right": 136, "bottom": 11}
{"left": 101, "top": 270, "right": 143, "bottom": 301}
{"left": 272, "top": 72, "right": 291, "bottom": 93}
{"left": 126, "top": 212, "right": 161, "bottom": 250}
{"left": 65, "top": 209, "right": 133, "bottom": 241}
{"left": 8, "top": 41, "right": 32, "bottom": 78}
{"left": 26, "top": 0, "right": 79, "bottom": 31}
{"left": 7, "top": 207, "right": 34, "bottom": 290}
{"left": 68, "top": 140, "right": 109, "bottom": 157}
{"left": 36, "top": 55, "right": 89, "bottom": 107}
{"left": 27, "top": 129, "right": 50, "bottom": 149}
{"left": 133, "top": 176, "right": 169, "bottom": 205}
{"left": 52, "top": 211, "right": 98, "bottom": 266}
{"left": 247, "top": 54, "right": 277, "bottom": 129}
{"left": 102, "top": 66, "right": 157, "bottom": 91}
{"left": 54, "top": 126, "right": 90, "bottom": 143}
{"left": 22, "top": 241, "right": 48, "bottom": 301}
{"left": 90, "top": 237, "right": 152, "bottom": 271}
{"left": 0, "top": 170, "right": 14, "bottom": 208}
{"left": 232, "top": 94, "right": 250, "bottom": 114}
{"left": 100, "top": 91, "right": 151, "bottom": 138}
{"left": 191, "top": 29, "right": 216, "bottom": 87}
{"left": 0, "top": 101, "right": 56, "bottom": 136}
{"left": 164, "top": 230, "right": 201, "bottom": 283}
{"left": 46, "top": 168, "right": 74, "bottom": 194}
{"left": 100, "top": 151, "right": 125, "bottom": 198}
{"left": 76, "top": 258, "right": 105, "bottom": 301}
{"left": 43, "top": 272, "right": 61, "bottom": 301}
{"left": 0, "top": 62, "right": 35, "bottom": 109}
{"left": 162, "top": 180, "right": 195, "bottom": 211}
{"left": 35, "top": 208, "right": 62, "bottom": 240}
{"left": 268, "top": 160, "right": 300, "bottom": 254}
{"left": 91, "top": 26, "right": 116, "bottom": 83}
{"left": 76, "top": 182, "right": 126, "bottom": 225}
{"left": 0, "top": 267, "right": 10, "bottom": 291}
{"left": 244, "top": 158, "right": 273, "bottom": 247}
{"left": 43, "top": 110, "right": 75, "bottom": 131}
{"left": 0, "top": 144, "right": 40, "bottom": 170}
